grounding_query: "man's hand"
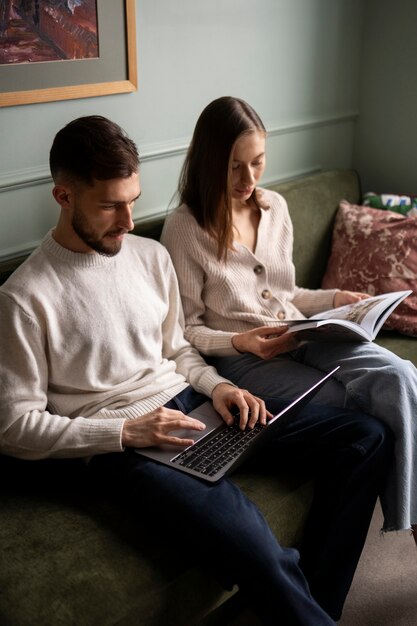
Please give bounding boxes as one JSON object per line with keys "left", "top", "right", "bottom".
{"left": 231, "top": 325, "right": 299, "bottom": 360}
{"left": 212, "top": 383, "right": 272, "bottom": 431}
{"left": 122, "top": 407, "right": 206, "bottom": 449}
{"left": 333, "top": 290, "right": 370, "bottom": 307}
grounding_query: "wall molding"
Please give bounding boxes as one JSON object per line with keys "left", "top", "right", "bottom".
{"left": 0, "top": 111, "right": 358, "bottom": 193}
{"left": 0, "top": 168, "right": 52, "bottom": 192}
{"left": 0, "top": 164, "right": 324, "bottom": 262}
{"left": 262, "top": 165, "right": 323, "bottom": 188}
{"left": 267, "top": 111, "right": 358, "bottom": 138}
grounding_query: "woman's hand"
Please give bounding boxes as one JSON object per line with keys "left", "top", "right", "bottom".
{"left": 231, "top": 325, "right": 298, "bottom": 360}
{"left": 212, "top": 382, "right": 272, "bottom": 430}
{"left": 333, "top": 290, "right": 370, "bottom": 308}
{"left": 122, "top": 407, "right": 206, "bottom": 449}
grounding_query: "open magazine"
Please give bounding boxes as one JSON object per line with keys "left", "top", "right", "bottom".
{"left": 284, "top": 290, "right": 412, "bottom": 341}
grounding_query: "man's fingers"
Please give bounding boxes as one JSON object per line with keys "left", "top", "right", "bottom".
{"left": 163, "top": 416, "right": 206, "bottom": 432}
{"left": 163, "top": 435, "right": 197, "bottom": 447}
{"left": 247, "top": 395, "right": 268, "bottom": 427}
{"left": 234, "top": 392, "right": 267, "bottom": 430}
{"left": 180, "top": 417, "right": 207, "bottom": 431}
{"left": 212, "top": 384, "right": 270, "bottom": 431}
{"left": 238, "top": 404, "right": 250, "bottom": 430}
{"left": 246, "top": 403, "right": 260, "bottom": 429}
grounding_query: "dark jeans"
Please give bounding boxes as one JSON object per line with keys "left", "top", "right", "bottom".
{"left": 88, "top": 387, "right": 393, "bottom": 626}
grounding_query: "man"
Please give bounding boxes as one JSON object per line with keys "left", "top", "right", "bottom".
{"left": 0, "top": 116, "right": 393, "bottom": 625}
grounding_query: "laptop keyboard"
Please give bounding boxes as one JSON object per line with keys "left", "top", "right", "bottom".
{"left": 171, "top": 415, "right": 265, "bottom": 477}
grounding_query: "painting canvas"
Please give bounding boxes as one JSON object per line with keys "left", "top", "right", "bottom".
{"left": 0, "top": 0, "right": 137, "bottom": 107}
{"left": 0, "top": 1, "right": 99, "bottom": 65}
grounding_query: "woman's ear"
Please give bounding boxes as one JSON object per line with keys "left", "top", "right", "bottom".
{"left": 52, "top": 184, "right": 72, "bottom": 208}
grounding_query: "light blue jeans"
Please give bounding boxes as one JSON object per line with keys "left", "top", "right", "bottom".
{"left": 208, "top": 340, "right": 417, "bottom": 532}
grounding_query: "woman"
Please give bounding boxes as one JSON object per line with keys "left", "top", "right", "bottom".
{"left": 161, "top": 95, "right": 417, "bottom": 539}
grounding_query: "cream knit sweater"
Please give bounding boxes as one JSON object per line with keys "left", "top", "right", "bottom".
{"left": 161, "top": 188, "right": 338, "bottom": 356}
{"left": 0, "top": 233, "right": 229, "bottom": 460}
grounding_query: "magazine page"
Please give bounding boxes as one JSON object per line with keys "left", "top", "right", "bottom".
{"left": 284, "top": 290, "right": 411, "bottom": 341}
{"left": 284, "top": 319, "right": 371, "bottom": 341}
{"left": 309, "top": 291, "right": 411, "bottom": 337}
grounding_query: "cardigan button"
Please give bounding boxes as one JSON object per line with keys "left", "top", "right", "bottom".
{"left": 277, "top": 311, "right": 286, "bottom": 320}
{"left": 261, "top": 289, "right": 271, "bottom": 299}
{"left": 253, "top": 264, "right": 263, "bottom": 275}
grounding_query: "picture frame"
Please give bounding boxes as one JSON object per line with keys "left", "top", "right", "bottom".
{"left": 0, "top": 0, "right": 137, "bottom": 108}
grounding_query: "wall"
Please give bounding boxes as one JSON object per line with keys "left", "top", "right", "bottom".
{"left": 353, "top": 0, "right": 417, "bottom": 193}
{"left": 0, "top": 0, "right": 364, "bottom": 260}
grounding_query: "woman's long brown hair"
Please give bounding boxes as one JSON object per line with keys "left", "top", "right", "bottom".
{"left": 178, "top": 96, "right": 266, "bottom": 259}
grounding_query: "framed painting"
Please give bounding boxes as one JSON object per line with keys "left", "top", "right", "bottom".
{"left": 0, "top": 0, "right": 137, "bottom": 107}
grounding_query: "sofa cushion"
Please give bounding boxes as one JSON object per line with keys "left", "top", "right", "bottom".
{"left": 0, "top": 454, "right": 312, "bottom": 626}
{"left": 321, "top": 200, "right": 417, "bottom": 337}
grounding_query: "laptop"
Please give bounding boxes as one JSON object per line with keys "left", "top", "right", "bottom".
{"left": 136, "top": 366, "right": 340, "bottom": 483}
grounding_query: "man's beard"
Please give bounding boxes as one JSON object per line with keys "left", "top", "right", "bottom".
{"left": 71, "top": 208, "right": 123, "bottom": 257}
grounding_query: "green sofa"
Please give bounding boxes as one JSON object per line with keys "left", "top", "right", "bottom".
{"left": 1, "top": 169, "right": 415, "bottom": 626}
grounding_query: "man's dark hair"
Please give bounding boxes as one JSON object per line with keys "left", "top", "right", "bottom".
{"left": 49, "top": 115, "right": 140, "bottom": 185}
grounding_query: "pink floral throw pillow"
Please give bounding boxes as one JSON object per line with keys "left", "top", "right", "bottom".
{"left": 322, "top": 200, "right": 417, "bottom": 336}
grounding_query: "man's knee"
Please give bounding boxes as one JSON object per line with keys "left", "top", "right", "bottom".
{"left": 348, "top": 412, "right": 394, "bottom": 462}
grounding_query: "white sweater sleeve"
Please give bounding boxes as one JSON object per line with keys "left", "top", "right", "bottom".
{"left": 292, "top": 286, "right": 338, "bottom": 317}
{"left": 0, "top": 293, "right": 124, "bottom": 460}
{"left": 161, "top": 213, "right": 239, "bottom": 356}
{"left": 159, "top": 256, "right": 234, "bottom": 390}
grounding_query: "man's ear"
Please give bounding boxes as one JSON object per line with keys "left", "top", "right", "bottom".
{"left": 52, "top": 185, "right": 72, "bottom": 208}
